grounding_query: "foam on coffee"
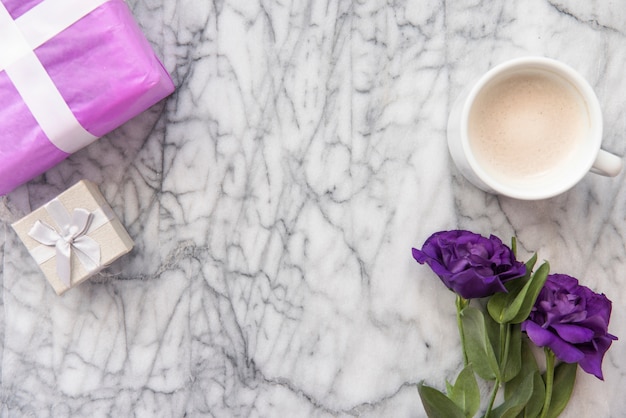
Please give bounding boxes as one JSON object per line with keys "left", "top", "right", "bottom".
{"left": 468, "top": 70, "right": 589, "bottom": 186}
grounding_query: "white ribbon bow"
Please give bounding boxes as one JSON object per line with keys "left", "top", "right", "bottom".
{"left": 28, "top": 199, "right": 101, "bottom": 288}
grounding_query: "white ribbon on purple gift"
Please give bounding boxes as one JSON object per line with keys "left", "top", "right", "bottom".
{"left": 0, "top": 0, "right": 109, "bottom": 153}
{"left": 27, "top": 199, "right": 114, "bottom": 288}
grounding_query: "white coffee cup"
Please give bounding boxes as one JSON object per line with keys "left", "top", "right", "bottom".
{"left": 447, "top": 57, "right": 622, "bottom": 200}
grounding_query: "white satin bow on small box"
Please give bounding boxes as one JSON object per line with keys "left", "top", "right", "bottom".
{"left": 27, "top": 198, "right": 113, "bottom": 288}
{"left": 11, "top": 180, "right": 134, "bottom": 295}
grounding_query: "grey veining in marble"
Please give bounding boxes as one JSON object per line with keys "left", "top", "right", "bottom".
{"left": 2, "top": 1, "right": 626, "bottom": 417}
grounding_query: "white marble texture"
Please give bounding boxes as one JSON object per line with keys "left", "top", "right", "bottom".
{"left": 1, "top": 0, "right": 626, "bottom": 416}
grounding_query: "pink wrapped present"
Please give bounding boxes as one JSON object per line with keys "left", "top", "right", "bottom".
{"left": 0, "top": 0, "right": 175, "bottom": 195}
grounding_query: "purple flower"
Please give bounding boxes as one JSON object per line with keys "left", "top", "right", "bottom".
{"left": 412, "top": 230, "right": 526, "bottom": 299}
{"left": 522, "top": 274, "right": 617, "bottom": 380}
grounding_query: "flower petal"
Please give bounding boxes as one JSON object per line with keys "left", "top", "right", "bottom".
{"left": 524, "top": 321, "right": 585, "bottom": 363}
{"left": 413, "top": 230, "right": 525, "bottom": 299}
{"left": 577, "top": 335, "right": 616, "bottom": 380}
{"left": 552, "top": 323, "right": 595, "bottom": 344}
{"left": 412, "top": 247, "right": 429, "bottom": 264}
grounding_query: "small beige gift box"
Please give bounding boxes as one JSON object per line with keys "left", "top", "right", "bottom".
{"left": 11, "top": 180, "right": 134, "bottom": 295}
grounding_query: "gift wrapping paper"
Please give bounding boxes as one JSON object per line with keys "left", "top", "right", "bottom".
{"left": 11, "top": 180, "right": 134, "bottom": 295}
{"left": 0, "top": 0, "right": 175, "bottom": 196}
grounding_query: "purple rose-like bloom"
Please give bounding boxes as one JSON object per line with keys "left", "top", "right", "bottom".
{"left": 412, "top": 230, "right": 526, "bottom": 299}
{"left": 522, "top": 274, "right": 617, "bottom": 380}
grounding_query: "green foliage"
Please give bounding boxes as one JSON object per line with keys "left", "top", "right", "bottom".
{"left": 491, "top": 372, "right": 535, "bottom": 418}
{"left": 418, "top": 365, "right": 480, "bottom": 418}
{"left": 483, "top": 315, "right": 522, "bottom": 383}
{"left": 502, "top": 323, "right": 522, "bottom": 383}
{"left": 448, "top": 365, "right": 481, "bottom": 418}
{"left": 487, "top": 259, "right": 549, "bottom": 325}
{"left": 543, "top": 362, "right": 577, "bottom": 418}
{"left": 418, "top": 383, "right": 465, "bottom": 418}
{"left": 415, "top": 237, "right": 596, "bottom": 418}
{"left": 461, "top": 307, "right": 500, "bottom": 381}
{"left": 504, "top": 338, "right": 545, "bottom": 418}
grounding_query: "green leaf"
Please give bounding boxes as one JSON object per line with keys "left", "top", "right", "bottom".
{"left": 520, "top": 337, "right": 540, "bottom": 375}
{"left": 445, "top": 380, "right": 454, "bottom": 396}
{"left": 461, "top": 306, "right": 500, "bottom": 381}
{"left": 508, "top": 262, "right": 549, "bottom": 323}
{"left": 502, "top": 323, "right": 522, "bottom": 383}
{"left": 418, "top": 383, "right": 466, "bottom": 418}
{"left": 544, "top": 362, "right": 577, "bottom": 418}
{"left": 504, "top": 338, "right": 545, "bottom": 418}
{"left": 491, "top": 372, "right": 535, "bottom": 418}
{"left": 524, "top": 253, "right": 538, "bottom": 276}
{"left": 487, "top": 262, "right": 550, "bottom": 325}
{"left": 488, "top": 280, "right": 525, "bottom": 325}
{"left": 484, "top": 305, "right": 502, "bottom": 361}
{"left": 482, "top": 318, "right": 522, "bottom": 383}
{"left": 523, "top": 371, "right": 546, "bottom": 418}
{"left": 448, "top": 365, "right": 480, "bottom": 418}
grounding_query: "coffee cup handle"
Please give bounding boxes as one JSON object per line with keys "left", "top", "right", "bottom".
{"left": 591, "top": 149, "right": 623, "bottom": 177}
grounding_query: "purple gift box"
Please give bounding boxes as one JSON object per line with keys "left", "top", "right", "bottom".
{"left": 0, "top": 0, "right": 175, "bottom": 195}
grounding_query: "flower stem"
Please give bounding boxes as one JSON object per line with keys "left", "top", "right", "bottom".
{"left": 500, "top": 323, "right": 511, "bottom": 376}
{"left": 456, "top": 296, "right": 469, "bottom": 365}
{"left": 485, "top": 323, "right": 509, "bottom": 418}
{"left": 540, "top": 348, "right": 556, "bottom": 418}
{"left": 498, "top": 324, "right": 506, "bottom": 364}
{"left": 484, "top": 378, "right": 501, "bottom": 418}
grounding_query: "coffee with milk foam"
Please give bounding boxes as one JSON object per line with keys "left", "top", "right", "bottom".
{"left": 468, "top": 70, "right": 590, "bottom": 187}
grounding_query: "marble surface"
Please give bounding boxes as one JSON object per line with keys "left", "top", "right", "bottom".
{"left": 1, "top": 0, "right": 626, "bottom": 416}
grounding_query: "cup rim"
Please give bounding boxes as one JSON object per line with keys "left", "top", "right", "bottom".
{"left": 460, "top": 56, "right": 603, "bottom": 200}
